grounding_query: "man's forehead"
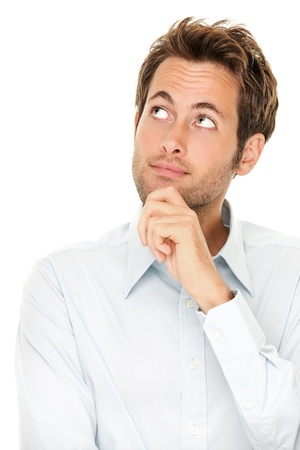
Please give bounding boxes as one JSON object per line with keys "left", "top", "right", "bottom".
{"left": 147, "top": 57, "right": 239, "bottom": 117}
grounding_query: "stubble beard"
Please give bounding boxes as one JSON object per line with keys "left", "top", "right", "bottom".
{"left": 132, "top": 147, "right": 241, "bottom": 216}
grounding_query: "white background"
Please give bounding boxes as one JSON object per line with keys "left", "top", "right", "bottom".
{"left": 1, "top": 0, "right": 299, "bottom": 447}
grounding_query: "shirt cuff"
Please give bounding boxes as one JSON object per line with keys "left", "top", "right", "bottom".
{"left": 198, "top": 291, "right": 266, "bottom": 363}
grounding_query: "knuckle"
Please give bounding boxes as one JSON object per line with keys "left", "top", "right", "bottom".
{"left": 166, "top": 186, "right": 176, "bottom": 194}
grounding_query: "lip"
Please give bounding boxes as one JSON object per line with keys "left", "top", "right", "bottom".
{"left": 150, "top": 162, "right": 188, "bottom": 179}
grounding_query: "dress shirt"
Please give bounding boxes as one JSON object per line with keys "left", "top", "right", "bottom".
{"left": 15, "top": 200, "right": 300, "bottom": 450}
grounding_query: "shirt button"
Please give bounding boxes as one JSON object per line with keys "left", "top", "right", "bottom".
{"left": 243, "top": 401, "right": 253, "bottom": 410}
{"left": 191, "top": 426, "right": 199, "bottom": 436}
{"left": 188, "top": 359, "right": 198, "bottom": 369}
{"left": 185, "top": 298, "right": 194, "bottom": 308}
{"left": 211, "top": 330, "right": 221, "bottom": 342}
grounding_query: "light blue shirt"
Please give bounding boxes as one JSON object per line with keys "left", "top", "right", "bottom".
{"left": 15, "top": 200, "right": 300, "bottom": 450}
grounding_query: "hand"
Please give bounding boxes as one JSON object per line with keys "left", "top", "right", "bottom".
{"left": 137, "top": 186, "right": 233, "bottom": 313}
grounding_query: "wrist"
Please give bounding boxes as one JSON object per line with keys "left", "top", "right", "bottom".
{"left": 194, "top": 284, "right": 234, "bottom": 314}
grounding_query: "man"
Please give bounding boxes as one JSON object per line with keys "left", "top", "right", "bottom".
{"left": 16, "top": 17, "right": 300, "bottom": 449}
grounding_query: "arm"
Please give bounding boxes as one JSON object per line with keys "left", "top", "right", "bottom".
{"left": 15, "top": 259, "right": 99, "bottom": 450}
{"left": 138, "top": 186, "right": 233, "bottom": 314}
{"left": 202, "top": 293, "right": 300, "bottom": 449}
{"left": 138, "top": 186, "right": 300, "bottom": 449}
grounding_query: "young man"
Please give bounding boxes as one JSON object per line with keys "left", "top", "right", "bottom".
{"left": 16, "top": 17, "right": 300, "bottom": 449}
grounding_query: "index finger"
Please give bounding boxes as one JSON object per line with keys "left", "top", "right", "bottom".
{"left": 138, "top": 187, "right": 189, "bottom": 246}
{"left": 145, "top": 186, "right": 188, "bottom": 207}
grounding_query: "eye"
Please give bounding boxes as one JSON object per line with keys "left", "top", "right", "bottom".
{"left": 195, "top": 116, "right": 216, "bottom": 129}
{"left": 151, "top": 107, "right": 169, "bottom": 119}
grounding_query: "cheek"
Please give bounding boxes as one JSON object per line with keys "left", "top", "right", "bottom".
{"left": 135, "top": 124, "right": 159, "bottom": 156}
{"left": 192, "top": 132, "right": 233, "bottom": 159}
{"left": 188, "top": 134, "right": 218, "bottom": 162}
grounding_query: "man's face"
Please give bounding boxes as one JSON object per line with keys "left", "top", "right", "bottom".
{"left": 132, "top": 57, "right": 241, "bottom": 212}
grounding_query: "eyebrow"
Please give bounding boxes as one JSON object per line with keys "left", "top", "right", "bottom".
{"left": 148, "top": 90, "right": 225, "bottom": 119}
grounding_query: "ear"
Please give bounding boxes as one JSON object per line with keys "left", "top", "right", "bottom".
{"left": 236, "top": 133, "right": 265, "bottom": 176}
{"left": 134, "top": 111, "right": 139, "bottom": 130}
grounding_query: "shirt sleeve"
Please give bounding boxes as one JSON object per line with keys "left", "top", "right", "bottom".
{"left": 200, "top": 291, "right": 300, "bottom": 450}
{"left": 15, "top": 259, "right": 99, "bottom": 450}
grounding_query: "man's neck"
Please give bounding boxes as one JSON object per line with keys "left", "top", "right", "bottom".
{"left": 196, "top": 203, "right": 229, "bottom": 257}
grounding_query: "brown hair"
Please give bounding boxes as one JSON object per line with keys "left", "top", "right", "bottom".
{"left": 135, "top": 17, "right": 278, "bottom": 152}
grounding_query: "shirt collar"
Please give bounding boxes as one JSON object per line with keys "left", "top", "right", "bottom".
{"left": 215, "top": 200, "right": 254, "bottom": 297}
{"left": 124, "top": 204, "right": 156, "bottom": 298}
{"left": 124, "top": 200, "right": 254, "bottom": 298}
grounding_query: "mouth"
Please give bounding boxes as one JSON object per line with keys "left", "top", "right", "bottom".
{"left": 150, "top": 162, "right": 188, "bottom": 179}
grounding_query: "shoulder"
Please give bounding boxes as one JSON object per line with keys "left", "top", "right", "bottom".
{"left": 35, "top": 222, "right": 131, "bottom": 273}
{"left": 54, "top": 222, "right": 129, "bottom": 253}
{"left": 239, "top": 220, "right": 300, "bottom": 248}
{"left": 239, "top": 220, "right": 300, "bottom": 250}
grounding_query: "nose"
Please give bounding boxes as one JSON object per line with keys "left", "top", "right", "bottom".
{"left": 161, "top": 123, "right": 188, "bottom": 156}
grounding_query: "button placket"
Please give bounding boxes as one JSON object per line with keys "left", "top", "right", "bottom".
{"left": 188, "top": 358, "right": 198, "bottom": 369}
{"left": 190, "top": 425, "right": 199, "bottom": 436}
{"left": 185, "top": 298, "right": 195, "bottom": 309}
{"left": 179, "top": 291, "right": 208, "bottom": 448}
